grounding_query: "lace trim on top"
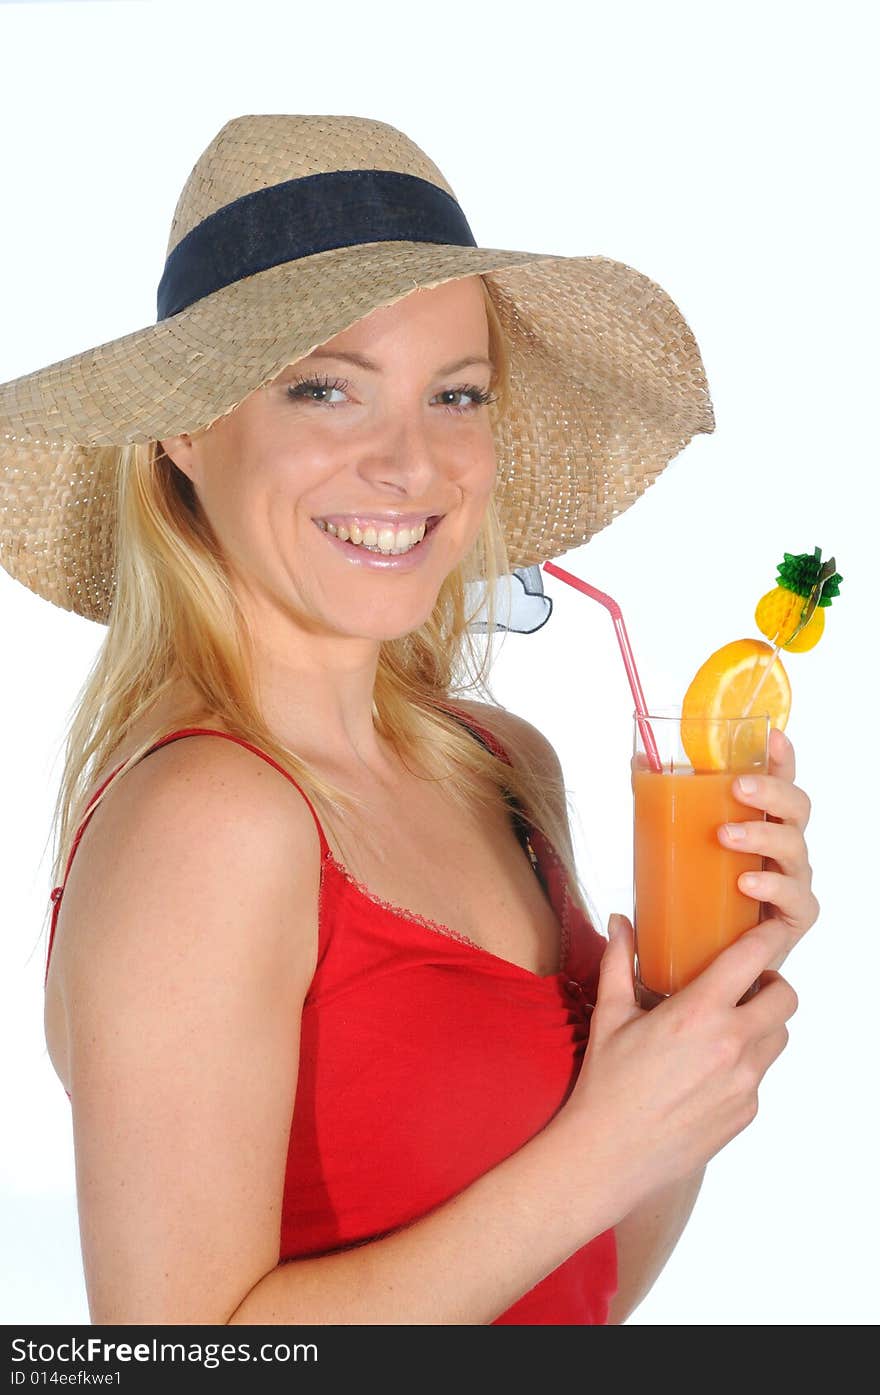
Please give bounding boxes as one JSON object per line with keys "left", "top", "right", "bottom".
{"left": 323, "top": 820, "right": 571, "bottom": 980}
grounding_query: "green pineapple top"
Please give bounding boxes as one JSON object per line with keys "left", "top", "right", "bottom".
{"left": 775, "top": 546, "right": 843, "bottom": 608}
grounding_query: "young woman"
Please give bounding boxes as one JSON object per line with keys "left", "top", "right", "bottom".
{"left": 1, "top": 114, "right": 817, "bottom": 1324}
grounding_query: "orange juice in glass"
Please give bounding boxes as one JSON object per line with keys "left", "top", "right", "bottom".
{"left": 631, "top": 707, "right": 770, "bottom": 1008}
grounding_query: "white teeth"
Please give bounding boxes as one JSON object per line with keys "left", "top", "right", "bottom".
{"left": 317, "top": 519, "right": 429, "bottom": 554}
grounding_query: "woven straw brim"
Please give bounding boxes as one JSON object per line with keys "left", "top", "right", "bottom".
{"left": 0, "top": 240, "right": 715, "bottom": 623}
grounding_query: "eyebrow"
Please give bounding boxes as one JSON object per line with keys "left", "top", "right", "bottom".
{"left": 301, "top": 349, "right": 494, "bottom": 376}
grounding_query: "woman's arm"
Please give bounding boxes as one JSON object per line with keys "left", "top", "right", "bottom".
{"left": 60, "top": 736, "right": 636, "bottom": 1326}
{"left": 228, "top": 1106, "right": 626, "bottom": 1325}
{"left": 606, "top": 1169, "right": 705, "bottom": 1324}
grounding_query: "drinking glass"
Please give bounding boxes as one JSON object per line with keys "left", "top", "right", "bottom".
{"left": 631, "top": 706, "right": 770, "bottom": 1009}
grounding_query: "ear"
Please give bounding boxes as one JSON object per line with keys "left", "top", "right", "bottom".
{"left": 158, "top": 434, "right": 196, "bottom": 482}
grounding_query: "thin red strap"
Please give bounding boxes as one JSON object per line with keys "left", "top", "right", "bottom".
{"left": 432, "top": 702, "right": 514, "bottom": 766}
{"left": 45, "top": 727, "right": 331, "bottom": 986}
{"left": 130, "top": 729, "right": 332, "bottom": 856}
{"left": 45, "top": 755, "right": 133, "bottom": 986}
{"left": 435, "top": 704, "right": 543, "bottom": 868}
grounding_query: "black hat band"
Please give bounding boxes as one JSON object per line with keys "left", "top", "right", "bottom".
{"left": 156, "top": 168, "right": 478, "bottom": 321}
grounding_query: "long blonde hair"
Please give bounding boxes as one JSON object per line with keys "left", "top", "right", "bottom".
{"left": 42, "top": 276, "right": 599, "bottom": 943}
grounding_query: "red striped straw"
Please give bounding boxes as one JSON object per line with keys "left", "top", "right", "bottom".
{"left": 542, "top": 561, "right": 662, "bottom": 773}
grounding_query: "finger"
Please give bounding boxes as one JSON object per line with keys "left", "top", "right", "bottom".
{"left": 736, "top": 969, "right": 799, "bottom": 1031}
{"left": 685, "top": 918, "right": 791, "bottom": 1006}
{"left": 768, "top": 725, "right": 796, "bottom": 783}
{"left": 748, "top": 1024, "right": 792, "bottom": 1083}
{"left": 593, "top": 915, "right": 640, "bottom": 1027}
{"left": 736, "top": 868, "right": 818, "bottom": 926}
{"left": 731, "top": 771, "right": 812, "bottom": 831}
{"left": 717, "top": 819, "right": 809, "bottom": 875}
{"left": 736, "top": 858, "right": 808, "bottom": 898}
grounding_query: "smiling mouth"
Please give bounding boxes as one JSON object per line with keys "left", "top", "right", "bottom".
{"left": 313, "top": 515, "right": 443, "bottom": 556}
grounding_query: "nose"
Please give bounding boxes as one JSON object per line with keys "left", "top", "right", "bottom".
{"left": 354, "top": 406, "right": 447, "bottom": 500}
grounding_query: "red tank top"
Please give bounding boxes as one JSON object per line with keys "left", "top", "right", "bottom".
{"left": 45, "top": 712, "right": 617, "bottom": 1325}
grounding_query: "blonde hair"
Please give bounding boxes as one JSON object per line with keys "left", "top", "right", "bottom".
{"left": 42, "top": 276, "right": 599, "bottom": 945}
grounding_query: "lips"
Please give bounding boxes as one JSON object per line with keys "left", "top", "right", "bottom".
{"left": 313, "top": 512, "right": 443, "bottom": 571}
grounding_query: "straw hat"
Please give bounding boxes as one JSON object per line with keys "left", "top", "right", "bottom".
{"left": 0, "top": 113, "right": 715, "bottom": 626}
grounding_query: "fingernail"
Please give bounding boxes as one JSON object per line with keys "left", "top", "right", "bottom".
{"left": 738, "top": 776, "right": 757, "bottom": 794}
{"left": 723, "top": 822, "right": 746, "bottom": 841}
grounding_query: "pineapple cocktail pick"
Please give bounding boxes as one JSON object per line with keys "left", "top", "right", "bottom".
{"left": 754, "top": 546, "right": 843, "bottom": 652}
{"left": 741, "top": 546, "right": 843, "bottom": 718}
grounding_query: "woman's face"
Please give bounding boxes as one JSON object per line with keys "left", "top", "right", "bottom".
{"left": 160, "top": 275, "right": 497, "bottom": 644}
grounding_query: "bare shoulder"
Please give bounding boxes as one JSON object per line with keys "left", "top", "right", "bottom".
{"left": 53, "top": 731, "right": 323, "bottom": 1010}
{"left": 449, "top": 698, "right": 566, "bottom": 778}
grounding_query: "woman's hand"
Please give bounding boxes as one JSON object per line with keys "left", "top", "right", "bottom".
{"left": 717, "top": 726, "right": 820, "bottom": 969}
{"left": 561, "top": 917, "right": 799, "bottom": 1211}
{"left": 556, "top": 725, "right": 816, "bottom": 1220}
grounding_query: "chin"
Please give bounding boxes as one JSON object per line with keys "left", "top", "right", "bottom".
{"left": 334, "top": 602, "right": 439, "bottom": 643}
{"left": 359, "top": 616, "right": 433, "bottom": 642}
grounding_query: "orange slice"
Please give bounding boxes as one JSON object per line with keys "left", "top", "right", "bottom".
{"left": 680, "top": 638, "right": 791, "bottom": 771}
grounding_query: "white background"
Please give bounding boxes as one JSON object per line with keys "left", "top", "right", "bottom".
{"left": 1, "top": 0, "right": 875, "bottom": 1327}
